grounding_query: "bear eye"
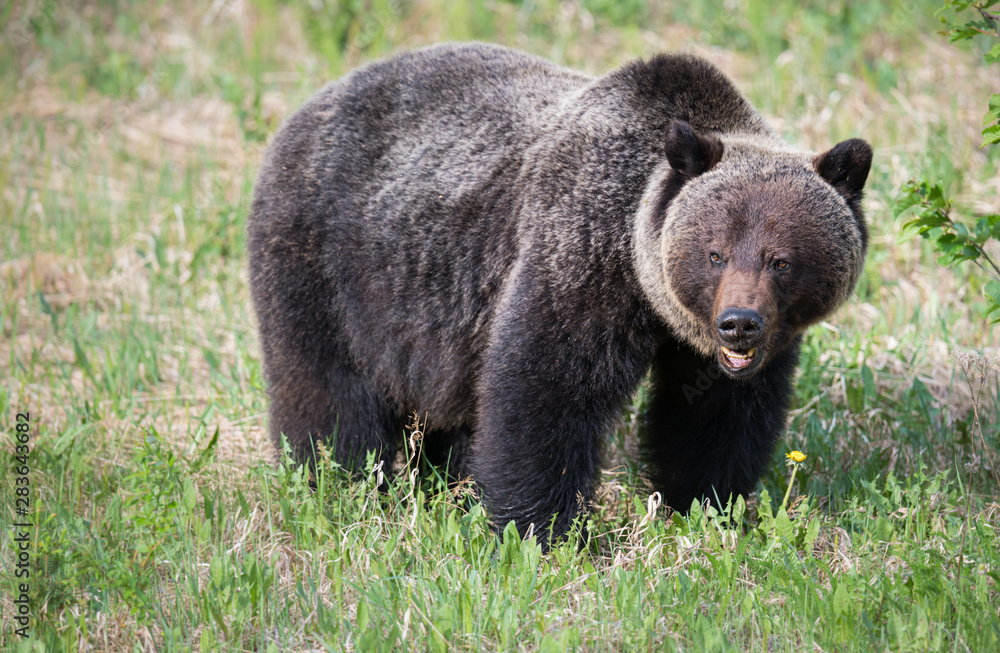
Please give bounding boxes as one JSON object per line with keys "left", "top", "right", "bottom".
{"left": 774, "top": 259, "right": 789, "bottom": 270}
{"left": 710, "top": 252, "right": 722, "bottom": 264}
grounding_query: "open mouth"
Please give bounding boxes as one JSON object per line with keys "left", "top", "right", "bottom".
{"left": 719, "top": 345, "right": 760, "bottom": 373}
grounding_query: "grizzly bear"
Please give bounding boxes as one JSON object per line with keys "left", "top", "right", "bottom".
{"left": 248, "top": 43, "right": 871, "bottom": 544}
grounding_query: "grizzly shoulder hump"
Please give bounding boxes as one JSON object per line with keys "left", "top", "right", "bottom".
{"left": 611, "top": 53, "right": 772, "bottom": 135}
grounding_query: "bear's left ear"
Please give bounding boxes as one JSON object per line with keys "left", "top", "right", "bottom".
{"left": 814, "top": 139, "right": 873, "bottom": 206}
{"left": 666, "top": 120, "right": 724, "bottom": 180}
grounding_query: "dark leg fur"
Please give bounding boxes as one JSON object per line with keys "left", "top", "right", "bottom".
{"left": 641, "top": 336, "right": 801, "bottom": 512}
{"left": 421, "top": 426, "right": 474, "bottom": 481}
{"left": 250, "top": 225, "right": 399, "bottom": 479}
{"left": 471, "top": 282, "right": 651, "bottom": 548}
{"left": 267, "top": 355, "right": 400, "bottom": 477}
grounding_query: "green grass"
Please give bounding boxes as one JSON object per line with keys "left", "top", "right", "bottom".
{"left": 2, "top": 0, "right": 999, "bottom": 650}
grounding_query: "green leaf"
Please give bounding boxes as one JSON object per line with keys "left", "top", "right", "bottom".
{"left": 37, "top": 288, "right": 58, "bottom": 332}
{"left": 188, "top": 426, "right": 220, "bottom": 472}
{"left": 356, "top": 597, "right": 369, "bottom": 630}
{"left": 981, "top": 123, "right": 1000, "bottom": 147}
{"left": 923, "top": 183, "right": 947, "bottom": 207}
{"left": 538, "top": 634, "right": 560, "bottom": 653}
{"left": 756, "top": 487, "right": 773, "bottom": 523}
{"left": 904, "top": 212, "right": 949, "bottom": 232}
{"left": 153, "top": 232, "right": 168, "bottom": 270}
{"left": 986, "top": 280, "right": 1000, "bottom": 302}
{"left": 975, "top": 216, "right": 995, "bottom": 243}
{"left": 987, "top": 214, "right": 1000, "bottom": 239}
{"left": 774, "top": 508, "right": 795, "bottom": 541}
{"left": 804, "top": 517, "right": 821, "bottom": 553}
{"left": 985, "top": 94, "right": 1000, "bottom": 124}
{"left": 986, "top": 43, "right": 1000, "bottom": 64}
{"left": 833, "top": 580, "right": 851, "bottom": 617}
{"left": 862, "top": 364, "right": 876, "bottom": 406}
{"left": 948, "top": 25, "right": 979, "bottom": 42}
{"left": 210, "top": 555, "right": 225, "bottom": 585}
{"left": 846, "top": 377, "right": 864, "bottom": 413}
{"left": 985, "top": 281, "right": 1000, "bottom": 322}
{"left": 892, "top": 186, "right": 923, "bottom": 218}
{"left": 182, "top": 479, "right": 197, "bottom": 512}
{"left": 73, "top": 338, "right": 94, "bottom": 380}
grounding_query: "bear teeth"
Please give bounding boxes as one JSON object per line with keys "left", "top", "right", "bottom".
{"left": 721, "top": 346, "right": 757, "bottom": 359}
{"left": 721, "top": 346, "right": 758, "bottom": 369}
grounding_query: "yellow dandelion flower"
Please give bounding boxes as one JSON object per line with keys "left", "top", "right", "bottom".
{"left": 786, "top": 450, "right": 806, "bottom": 463}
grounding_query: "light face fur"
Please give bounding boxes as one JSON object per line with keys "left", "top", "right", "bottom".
{"left": 635, "top": 138, "right": 868, "bottom": 379}
{"left": 248, "top": 42, "right": 872, "bottom": 545}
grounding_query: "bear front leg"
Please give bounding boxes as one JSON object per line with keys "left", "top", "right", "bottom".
{"left": 471, "top": 298, "right": 651, "bottom": 547}
{"left": 472, "top": 362, "right": 605, "bottom": 545}
{"left": 641, "top": 336, "right": 801, "bottom": 513}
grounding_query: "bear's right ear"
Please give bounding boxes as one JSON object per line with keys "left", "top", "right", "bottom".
{"left": 665, "top": 120, "right": 724, "bottom": 179}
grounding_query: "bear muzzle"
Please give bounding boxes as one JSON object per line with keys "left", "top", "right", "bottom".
{"left": 716, "top": 307, "right": 765, "bottom": 376}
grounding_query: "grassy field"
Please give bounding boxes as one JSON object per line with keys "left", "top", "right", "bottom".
{"left": 2, "top": 0, "right": 999, "bottom": 650}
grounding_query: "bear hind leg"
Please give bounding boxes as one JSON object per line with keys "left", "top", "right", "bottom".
{"left": 266, "top": 351, "right": 401, "bottom": 482}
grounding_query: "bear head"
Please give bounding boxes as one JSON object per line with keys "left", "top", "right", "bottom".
{"left": 636, "top": 120, "right": 873, "bottom": 380}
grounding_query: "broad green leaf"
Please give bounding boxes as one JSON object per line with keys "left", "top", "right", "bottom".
{"left": 985, "top": 280, "right": 1000, "bottom": 321}
{"left": 833, "top": 580, "right": 851, "bottom": 617}
{"left": 924, "top": 183, "right": 947, "bottom": 206}
{"left": 804, "top": 517, "right": 821, "bottom": 553}
{"left": 988, "top": 214, "right": 1000, "bottom": 239}
{"left": 356, "top": 597, "right": 369, "bottom": 630}
{"left": 904, "top": 212, "right": 949, "bottom": 232}
{"left": 774, "top": 508, "right": 795, "bottom": 541}
{"left": 893, "top": 185, "right": 923, "bottom": 218}
{"left": 961, "top": 244, "right": 980, "bottom": 259}
{"left": 862, "top": 364, "right": 876, "bottom": 406}
{"left": 985, "top": 94, "right": 1000, "bottom": 123}
{"left": 986, "top": 280, "right": 1000, "bottom": 299}
{"left": 987, "top": 43, "right": 1000, "bottom": 64}
{"left": 982, "top": 124, "right": 1000, "bottom": 147}
{"left": 948, "top": 25, "right": 979, "bottom": 42}
{"left": 975, "top": 216, "right": 994, "bottom": 242}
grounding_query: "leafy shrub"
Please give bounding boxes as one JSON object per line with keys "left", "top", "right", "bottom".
{"left": 895, "top": 0, "right": 1000, "bottom": 322}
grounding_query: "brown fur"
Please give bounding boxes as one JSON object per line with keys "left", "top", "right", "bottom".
{"left": 248, "top": 43, "right": 872, "bottom": 544}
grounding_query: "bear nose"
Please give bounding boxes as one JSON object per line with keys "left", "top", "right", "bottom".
{"left": 716, "top": 307, "right": 764, "bottom": 346}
